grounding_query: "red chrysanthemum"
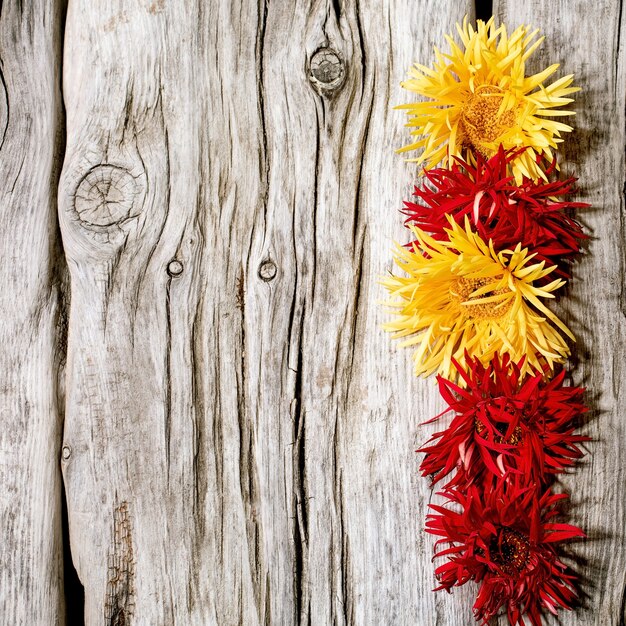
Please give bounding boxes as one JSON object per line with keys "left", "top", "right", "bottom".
{"left": 426, "top": 480, "right": 584, "bottom": 625}
{"left": 402, "top": 148, "right": 588, "bottom": 278}
{"left": 419, "top": 354, "right": 588, "bottom": 489}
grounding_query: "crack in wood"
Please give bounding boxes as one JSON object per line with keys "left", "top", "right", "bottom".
{"left": 619, "top": 180, "right": 626, "bottom": 317}
{"left": 337, "top": 473, "right": 353, "bottom": 626}
{"left": 53, "top": 252, "right": 70, "bottom": 371}
{"left": 235, "top": 267, "right": 245, "bottom": 310}
{"left": 164, "top": 274, "right": 173, "bottom": 477}
{"left": 235, "top": 261, "right": 267, "bottom": 621}
{"left": 475, "top": 0, "right": 493, "bottom": 21}
{"left": 290, "top": 308, "right": 310, "bottom": 625}
{"left": 104, "top": 501, "right": 135, "bottom": 625}
{"left": 354, "top": 1, "right": 366, "bottom": 102}
{"left": 0, "top": 64, "right": 9, "bottom": 152}
{"left": 255, "top": 0, "right": 270, "bottom": 231}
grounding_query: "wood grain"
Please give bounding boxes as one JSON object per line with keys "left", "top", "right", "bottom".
{"left": 55, "top": 1, "right": 626, "bottom": 625}
{"left": 491, "top": 3, "right": 626, "bottom": 625}
{"left": 0, "top": 0, "right": 67, "bottom": 623}
{"left": 56, "top": 1, "right": 483, "bottom": 624}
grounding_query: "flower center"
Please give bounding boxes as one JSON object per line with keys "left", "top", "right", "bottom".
{"left": 474, "top": 418, "right": 524, "bottom": 446}
{"left": 461, "top": 85, "right": 516, "bottom": 154}
{"left": 449, "top": 277, "right": 513, "bottom": 320}
{"left": 491, "top": 527, "right": 531, "bottom": 575}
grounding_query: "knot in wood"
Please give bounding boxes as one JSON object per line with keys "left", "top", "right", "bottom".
{"left": 167, "top": 259, "right": 184, "bottom": 277}
{"left": 309, "top": 48, "right": 345, "bottom": 93}
{"left": 61, "top": 445, "right": 72, "bottom": 461}
{"left": 258, "top": 258, "right": 277, "bottom": 281}
{"left": 74, "top": 165, "right": 138, "bottom": 228}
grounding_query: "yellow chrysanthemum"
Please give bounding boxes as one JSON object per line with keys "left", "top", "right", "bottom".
{"left": 396, "top": 17, "right": 579, "bottom": 183}
{"left": 382, "top": 217, "right": 574, "bottom": 381}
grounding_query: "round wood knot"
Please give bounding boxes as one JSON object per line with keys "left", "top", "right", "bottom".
{"left": 258, "top": 259, "right": 277, "bottom": 281}
{"left": 74, "top": 165, "right": 138, "bottom": 228}
{"left": 167, "top": 259, "right": 184, "bottom": 277}
{"left": 61, "top": 445, "right": 72, "bottom": 461}
{"left": 309, "top": 48, "right": 346, "bottom": 93}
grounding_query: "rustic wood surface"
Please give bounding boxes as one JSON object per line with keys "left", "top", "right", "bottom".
{"left": 0, "top": 1, "right": 67, "bottom": 624}
{"left": 491, "top": 2, "right": 626, "bottom": 625}
{"left": 0, "top": 0, "right": 623, "bottom": 624}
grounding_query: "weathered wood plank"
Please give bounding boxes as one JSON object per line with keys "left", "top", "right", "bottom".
{"left": 59, "top": 1, "right": 271, "bottom": 623}
{"left": 491, "top": 1, "right": 626, "bottom": 625}
{"left": 0, "top": 1, "right": 67, "bottom": 623}
{"left": 250, "top": 2, "right": 477, "bottom": 624}
{"left": 290, "top": 3, "right": 474, "bottom": 625}
{"left": 61, "top": 1, "right": 626, "bottom": 625}
{"left": 58, "top": 1, "right": 486, "bottom": 624}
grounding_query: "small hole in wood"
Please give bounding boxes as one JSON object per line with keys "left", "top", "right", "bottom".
{"left": 258, "top": 259, "right": 277, "bottom": 282}
{"left": 167, "top": 259, "right": 184, "bottom": 277}
{"left": 309, "top": 47, "right": 346, "bottom": 92}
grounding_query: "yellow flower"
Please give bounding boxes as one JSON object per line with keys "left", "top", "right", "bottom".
{"left": 382, "top": 218, "right": 573, "bottom": 381}
{"left": 396, "top": 17, "right": 579, "bottom": 183}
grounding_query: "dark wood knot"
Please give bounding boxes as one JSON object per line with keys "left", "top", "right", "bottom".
{"left": 167, "top": 259, "right": 184, "bottom": 277}
{"left": 258, "top": 259, "right": 277, "bottom": 281}
{"left": 74, "top": 165, "right": 139, "bottom": 231}
{"left": 308, "top": 47, "right": 346, "bottom": 94}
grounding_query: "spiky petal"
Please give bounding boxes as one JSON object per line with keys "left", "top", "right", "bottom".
{"left": 426, "top": 480, "right": 584, "bottom": 625}
{"left": 382, "top": 217, "right": 573, "bottom": 381}
{"left": 419, "top": 354, "right": 588, "bottom": 488}
{"left": 397, "top": 18, "right": 579, "bottom": 183}
{"left": 402, "top": 148, "right": 587, "bottom": 279}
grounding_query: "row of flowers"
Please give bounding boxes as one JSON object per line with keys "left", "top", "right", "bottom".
{"left": 383, "top": 18, "right": 588, "bottom": 625}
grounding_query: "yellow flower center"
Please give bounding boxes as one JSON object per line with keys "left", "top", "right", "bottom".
{"left": 491, "top": 527, "right": 531, "bottom": 575}
{"left": 461, "top": 85, "right": 516, "bottom": 154}
{"left": 449, "top": 277, "right": 513, "bottom": 320}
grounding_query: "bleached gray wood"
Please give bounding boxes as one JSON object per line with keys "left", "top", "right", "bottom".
{"left": 57, "top": 1, "right": 486, "bottom": 625}
{"left": 490, "top": 1, "right": 626, "bottom": 625}
{"left": 0, "top": 0, "right": 67, "bottom": 623}
{"left": 58, "top": 1, "right": 625, "bottom": 625}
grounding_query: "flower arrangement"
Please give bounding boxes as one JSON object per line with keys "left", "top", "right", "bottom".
{"left": 384, "top": 16, "right": 588, "bottom": 625}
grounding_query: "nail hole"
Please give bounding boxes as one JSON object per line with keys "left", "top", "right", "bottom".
{"left": 309, "top": 47, "right": 346, "bottom": 92}
{"left": 167, "top": 259, "right": 184, "bottom": 277}
{"left": 258, "top": 259, "right": 277, "bottom": 282}
{"left": 62, "top": 445, "right": 72, "bottom": 461}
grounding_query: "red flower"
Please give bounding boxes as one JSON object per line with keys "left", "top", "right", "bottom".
{"left": 419, "top": 354, "right": 588, "bottom": 489}
{"left": 403, "top": 148, "right": 588, "bottom": 278}
{"left": 426, "top": 480, "right": 584, "bottom": 625}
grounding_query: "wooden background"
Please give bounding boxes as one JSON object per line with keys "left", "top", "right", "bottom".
{"left": 0, "top": 0, "right": 624, "bottom": 624}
